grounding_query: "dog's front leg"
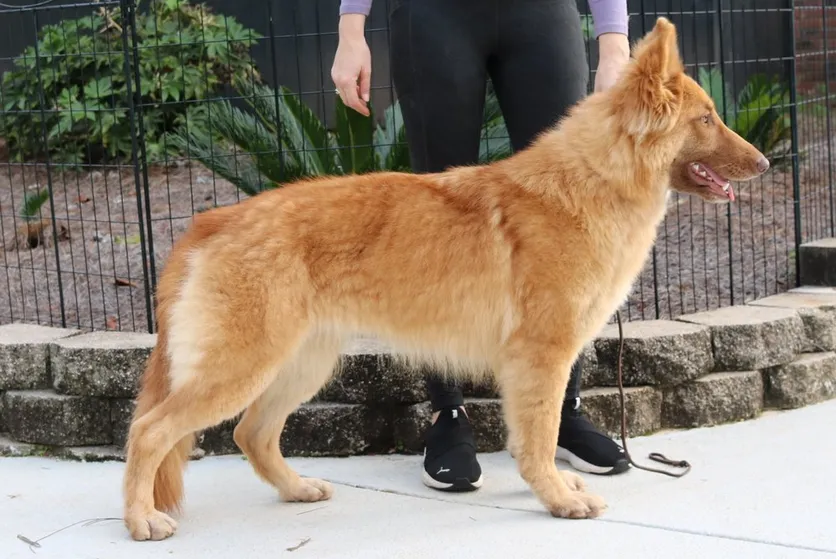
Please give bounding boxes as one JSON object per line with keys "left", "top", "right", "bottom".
{"left": 497, "top": 341, "right": 606, "bottom": 519}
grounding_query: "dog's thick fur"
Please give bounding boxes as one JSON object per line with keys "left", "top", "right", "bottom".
{"left": 123, "top": 18, "right": 769, "bottom": 541}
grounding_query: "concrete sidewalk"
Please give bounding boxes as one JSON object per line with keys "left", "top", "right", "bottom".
{"left": 2, "top": 401, "right": 836, "bottom": 559}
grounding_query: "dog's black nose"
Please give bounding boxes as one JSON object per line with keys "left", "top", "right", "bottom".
{"left": 756, "top": 156, "right": 770, "bottom": 174}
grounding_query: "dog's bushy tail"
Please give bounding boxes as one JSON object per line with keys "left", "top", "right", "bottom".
{"left": 129, "top": 342, "right": 195, "bottom": 513}
{"left": 126, "top": 204, "right": 240, "bottom": 513}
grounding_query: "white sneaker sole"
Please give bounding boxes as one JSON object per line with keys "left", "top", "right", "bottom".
{"left": 421, "top": 468, "right": 484, "bottom": 491}
{"left": 556, "top": 446, "right": 629, "bottom": 476}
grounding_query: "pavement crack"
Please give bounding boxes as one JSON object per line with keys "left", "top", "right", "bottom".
{"left": 327, "top": 479, "right": 836, "bottom": 555}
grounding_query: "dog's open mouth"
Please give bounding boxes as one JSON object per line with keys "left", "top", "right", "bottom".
{"left": 688, "top": 162, "right": 735, "bottom": 201}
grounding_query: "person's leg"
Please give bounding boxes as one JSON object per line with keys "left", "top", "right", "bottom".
{"left": 388, "top": 0, "right": 494, "bottom": 491}
{"left": 488, "top": 0, "right": 629, "bottom": 475}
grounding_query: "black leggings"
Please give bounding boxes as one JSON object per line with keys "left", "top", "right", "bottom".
{"left": 388, "top": 0, "right": 590, "bottom": 412}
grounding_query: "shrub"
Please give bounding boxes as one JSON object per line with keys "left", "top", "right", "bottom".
{"left": 0, "top": 0, "right": 260, "bottom": 164}
{"left": 173, "top": 80, "right": 513, "bottom": 195}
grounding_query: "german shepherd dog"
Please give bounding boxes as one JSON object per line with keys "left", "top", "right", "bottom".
{"left": 123, "top": 18, "right": 769, "bottom": 540}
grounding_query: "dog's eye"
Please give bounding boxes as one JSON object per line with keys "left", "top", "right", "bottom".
{"left": 701, "top": 114, "right": 711, "bottom": 125}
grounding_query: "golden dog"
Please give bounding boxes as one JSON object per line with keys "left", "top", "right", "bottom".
{"left": 122, "top": 17, "right": 769, "bottom": 540}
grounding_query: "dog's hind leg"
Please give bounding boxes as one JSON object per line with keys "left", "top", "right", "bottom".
{"left": 123, "top": 325, "right": 309, "bottom": 541}
{"left": 233, "top": 332, "right": 343, "bottom": 503}
{"left": 496, "top": 336, "right": 607, "bottom": 520}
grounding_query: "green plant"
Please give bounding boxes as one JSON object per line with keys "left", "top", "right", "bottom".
{"left": 20, "top": 189, "right": 50, "bottom": 222}
{"left": 173, "top": 80, "right": 513, "bottom": 195}
{"left": 0, "top": 0, "right": 260, "bottom": 164}
{"left": 698, "top": 67, "right": 792, "bottom": 158}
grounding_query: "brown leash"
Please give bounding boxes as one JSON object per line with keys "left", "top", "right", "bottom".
{"left": 615, "top": 310, "right": 692, "bottom": 478}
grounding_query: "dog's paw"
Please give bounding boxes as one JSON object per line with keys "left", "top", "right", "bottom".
{"left": 281, "top": 477, "right": 334, "bottom": 503}
{"left": 559, "top": 470, "right": 586, "bottom": 492}
{"left": 547, "top": 491, "right": 607, "bottom": 520}
{"left": 125, "top": 509, "right": 178, "bottom": 541}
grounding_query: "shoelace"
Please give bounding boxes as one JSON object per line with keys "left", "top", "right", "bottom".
{"left": 615, "top": 310, "right": 692, "bottom": 478}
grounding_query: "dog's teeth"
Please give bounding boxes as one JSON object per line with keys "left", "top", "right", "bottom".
{"left": 723, "top": 183, "right": 729, "bottom": 193}
{"left": 698, "top": 170, "right": 708, "bottom": 177}
{"left": 691, "top": 163, "right": 700, "bottom": 172}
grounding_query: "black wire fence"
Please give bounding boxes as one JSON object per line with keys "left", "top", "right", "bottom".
{"left": 0, "top": 0, "right": 833, "bottom": 333}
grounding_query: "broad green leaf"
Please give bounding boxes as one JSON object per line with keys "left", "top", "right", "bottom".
{"left": 275, "top": 85, "right": 336, "bottom": 175}
{"left": 335, "top": 96, "right": 374, "bottom": 174}
{"left": 373, "top": 100, "right": 409, "bottom": 171}
{"left": 20, "top": 189, "right": 50, "bottom": 221}
{"left": 83, "top": 77, "right": 114, "bottom": 100}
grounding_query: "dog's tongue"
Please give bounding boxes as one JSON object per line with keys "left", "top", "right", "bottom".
{"left": 701, "top": 162, "right": 734, "bottom": 201}
{"left": 702, "top": 163, "right": 729, "bottom": 187}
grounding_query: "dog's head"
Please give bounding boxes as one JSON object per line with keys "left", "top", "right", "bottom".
{"left": 613, "top": 18, "right": 770, "bottom": 203}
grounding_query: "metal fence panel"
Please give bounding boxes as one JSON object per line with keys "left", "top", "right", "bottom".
{"left": 0, "top": 0, "right": 833, "bottom": 332}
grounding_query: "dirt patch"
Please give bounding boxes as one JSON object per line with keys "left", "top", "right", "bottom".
{"left": 0, "top": 159, "right": 244, "bottom": 332}
{"left": 0, "top": 132, "right": 833, "bottom": 333}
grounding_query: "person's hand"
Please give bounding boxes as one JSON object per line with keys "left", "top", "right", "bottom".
{"left": 331, "top": 14, "right": 372, "bottom": 116}
{"left": 594, "top": 32, "right": 630, "bottom": 93}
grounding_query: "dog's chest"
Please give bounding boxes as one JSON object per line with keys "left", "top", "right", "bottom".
{"left": 591, "top": 202, "right": 666, "bottom": 315}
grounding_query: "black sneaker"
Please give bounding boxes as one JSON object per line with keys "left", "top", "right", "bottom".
{"left": 422, "top": 407, "right": 483, "bottom": 492}
{"left": 556, "top": 399, "right": 630, "bottom": 476}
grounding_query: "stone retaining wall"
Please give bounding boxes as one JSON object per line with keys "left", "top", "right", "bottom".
{"left": 1, "top": 286, "right": 835, "bottom": 461}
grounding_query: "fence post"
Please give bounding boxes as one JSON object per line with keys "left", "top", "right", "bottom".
{"left": 31, "top": 10, "right": 67, "bottom": 328}
{"left": 119, "top": 0, "right": 156, "bottom": 332}
{"left": 788, "top": 0, "right": 803, "bottom": 287}
{"left": 825, "top": 0, "right": 835, "bottom": 238}
{"left": 716, "top": 0, "right": 735, "bottom": 305}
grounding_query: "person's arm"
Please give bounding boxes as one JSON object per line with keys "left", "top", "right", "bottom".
{"left": 332, "top": 1, "right": 373, "bottom": 115}
{"left": 588, "top": 0, "right": 631, "bottom": 92}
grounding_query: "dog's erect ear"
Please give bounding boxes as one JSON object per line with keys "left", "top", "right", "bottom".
{"left": 617, "top": 17, "right": 685, "bottom": 137}
{"left": 633, "top": 17, "right": 684, "bottom": 82}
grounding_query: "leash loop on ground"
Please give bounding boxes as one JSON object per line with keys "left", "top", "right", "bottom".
{"left": 615, "top": 310, "right": 692, "bottom": 479}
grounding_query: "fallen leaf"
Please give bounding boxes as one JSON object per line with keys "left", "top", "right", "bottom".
{"left": 77, "top": 195, "right": 91, "bottom": 204}
{"left": 114, "top": 234, "right": 142, "bottom": 246}
{"left": 114, "top": 278, "right": 136, "bottom": 288}
{"left": 106, "top": 316, "right": 118, "bottom": 329}
{"left": 286, "top": 537, "right": 311, "bottom": 552}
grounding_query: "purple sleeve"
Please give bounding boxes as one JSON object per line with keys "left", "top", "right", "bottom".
{"left": 588, "top": 0, "right": 629, "bottom": 37}
{"left": 339, "top": 0, "right": 372, "bottom": 16}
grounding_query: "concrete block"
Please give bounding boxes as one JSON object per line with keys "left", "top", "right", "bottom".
{"left": 764, "top": 352, "right": 836, "bottom": 409}
{"left": 316, "top": 338, "right": 427, "bottom": 404}
{"left": 662, "top": 371, "right": 763, "bottom": 428}
{"left": 678, "top": 305, "right": 804, "bottom": 371}
{"left": 392, "top": 398, "right": 506, "bottom": 454}
{"left": 316, "top": 337, "right": 500, "bottom": 403}
{"left": 0, "top": 324, "right": 79, "bottom": 390}
{"left": 199, "top": 403, "right": 390, "bottom": 458}
{"left": 110, "top": 398, "right": 135, "bottom": 449}
{"left": 749, "top": 287, "right": 836, "bottom": 351}
{"left": 3, "top": 390, "right": 112, "bottom": 446}
{"left": 51, "top": 331, "right": 156, "bottom": 397}
{"left": 61, "top": 446, "right": 126, "bottom": 462}
{"left": 392, "top": 387, "right": 660, "bottom": 455}
{"left": 580, "top": 386, "right": 663, "bottom": 439}
{"left": 799, "top": 237, "right": 836, "bottom": 287}
{"left": 0, "top": 434, "right": 40, "bottom": 457}
{"left": 593, "top": 320, "right": 713, "bottom": 386}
